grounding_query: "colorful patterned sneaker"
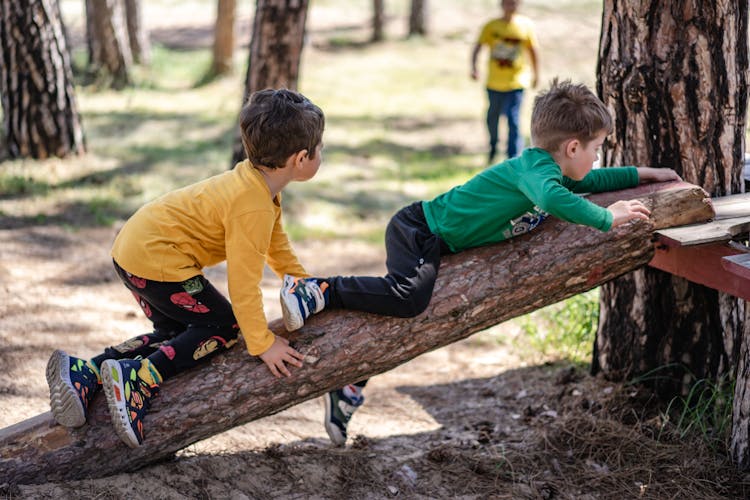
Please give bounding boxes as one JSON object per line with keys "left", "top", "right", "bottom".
{"left": 280, "top": 274, "right": 326, "bottom": 331}
{"left": 46, "top": 349, "right": 101, "bottom": 427}
{"left": 101, "top": 358, "right": 161, "bottom": 448}
{"left": 324, "top": 386, "right": 365, "bottom": 446}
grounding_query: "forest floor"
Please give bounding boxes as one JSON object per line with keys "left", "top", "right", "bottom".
{"left": 2, "top": 1, "right": 750, "bottom": 498}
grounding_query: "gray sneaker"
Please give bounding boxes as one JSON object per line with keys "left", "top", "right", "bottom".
{"left": 280, "top": 274, "right": 326, "bottom": 331}
{"left": 324, "top": 387, "right": 364, "bottom": 446}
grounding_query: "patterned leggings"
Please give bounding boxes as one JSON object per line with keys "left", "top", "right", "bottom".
{"left": 91, "top": 261, "right": 240, "bottom": 381}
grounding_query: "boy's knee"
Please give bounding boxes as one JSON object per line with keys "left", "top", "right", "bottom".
{"left": 393, "top": 294, "right": 431, "bottom": 318}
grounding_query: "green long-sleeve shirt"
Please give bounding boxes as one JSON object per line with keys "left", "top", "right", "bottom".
{"left": 422, "top": 147, "right": 639, "bottom": 252}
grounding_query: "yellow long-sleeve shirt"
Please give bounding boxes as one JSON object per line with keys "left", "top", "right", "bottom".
{"left": 111, "top": 160, "right": 308, "bottom": 356}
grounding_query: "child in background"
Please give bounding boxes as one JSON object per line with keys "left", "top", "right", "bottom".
{"left": 46, "top": 88, "right": 324, "bottom": 447}
{"left": 471, "top": 0, "right": 540, "bottom": 163}
{"left": 281, "top": 78, "right": 681, "bottom": 445}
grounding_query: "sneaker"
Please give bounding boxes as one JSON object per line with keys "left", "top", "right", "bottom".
{"left": 101, "top": 358, "right": 160, "bottom": 448}
{"left": 280, "top": 274, "right": 326, "bottom": 331}
{"left": 324, "top": 387, "right": 364, "bottom": 446}
{"left": 46, "top": 350, "right": 100, "bottom": 427}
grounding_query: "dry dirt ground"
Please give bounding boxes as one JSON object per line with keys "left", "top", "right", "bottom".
{"left": 1, "top": 225, "right": 749, "bottom": 499}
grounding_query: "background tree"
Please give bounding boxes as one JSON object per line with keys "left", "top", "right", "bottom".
{"left": 372, "top": 0, "right": 384, "bottom": 42}
{"left": 87, "top": 0, "right": 133, "bottom": 88}
{"left": 0, "top": 0, "right": 85, "bottom": 159}
{"left": 211, "top": 0, "right": 237, "bottom": 77}
{"left": 124, "top": 0, "right": 150, "bottom": 65}
{"left": 407, "top": 0, "right": 427, "bottom": 37}
{"left": 230, "top": 0, "right": 309, "bottom": 165}
{"left": 593, "top": 0, "right": 749, "bottom": 465}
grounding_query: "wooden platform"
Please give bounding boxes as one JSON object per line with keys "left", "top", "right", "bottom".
{"left": 651, "top": 192, "right": 750, "bottom": 300}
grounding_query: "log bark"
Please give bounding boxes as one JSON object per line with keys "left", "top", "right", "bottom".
{"left": 0, "top": 181, "right": 713, "bottom": 485}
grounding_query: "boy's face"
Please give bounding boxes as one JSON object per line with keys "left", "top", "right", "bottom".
{"left": 295, "top": 143, "right": 323, "bottom": 181}
{"left": 502, "top": 0, "right": 519, "bottom": 14}
{"left": 559, "top": 130, "right": 606, "bottom": 180}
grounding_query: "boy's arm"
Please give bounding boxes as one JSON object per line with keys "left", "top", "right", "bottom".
{"left": 226, "top": 212, "right": 304, "bottom": 377}
{"left": 470, "top": 42, "right": 482, "bottom": 80}
{"left": 266, "top": 209, "right": 308, "bottom": 279}
{"left": 563, "top": 167, "right": 639, "bottom": 194}
{"left": 636, "top": 166, "right": 681, "bottom": 183}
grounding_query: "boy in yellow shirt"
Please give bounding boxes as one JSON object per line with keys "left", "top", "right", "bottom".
{"left": 45, "top": 88, "right": 324, "bottom": 448}
{"left": 471, "top": 0, "right": 539, "bottom": 163}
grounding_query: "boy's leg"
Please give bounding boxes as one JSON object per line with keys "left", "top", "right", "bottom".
{"left": 325, "top": 379, "right": 367, "bottom": 446}
{"left": 503, "top": 88, "right": 524, "bottom": 158}
{"left": 486, "top": 88, "right": 503, "bottom": 162}
{"left": 101, "top": 263, "right": 240, "bottom": 446}
{"left": 326, "top": 202, "right": 443, "bottom": 318}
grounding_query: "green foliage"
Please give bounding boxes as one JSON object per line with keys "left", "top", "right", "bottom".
{"left": 0, "top": 174, "right": 49, "bottom": 197}
{"left": 660, "top": 375, "right": 735, "bottom": 453}
{"left": 518, "top": 289, "right": 599, "bottom": 364}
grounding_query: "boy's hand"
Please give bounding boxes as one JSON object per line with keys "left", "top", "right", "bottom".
{"left": 259, "top": 335, "right": 304, "bottom": 378}
{"left": 608, "top": 199, "right": 651, "bottom": 228}
{"left": 637, "top": 167, "right": 681, "bottom": 183}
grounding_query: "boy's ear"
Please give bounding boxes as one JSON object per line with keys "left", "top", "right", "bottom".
{"left": 565, "top": 139, "right": 580, "bottom": 158}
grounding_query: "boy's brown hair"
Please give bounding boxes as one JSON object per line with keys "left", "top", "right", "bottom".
{"left": 239, "top": 88, "right": 325, "bottom": 168}
{"left": 531, "top": 78, "right": 612, "bottom": 152}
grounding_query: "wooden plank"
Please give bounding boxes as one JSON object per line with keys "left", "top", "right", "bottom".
{"left": 656, "top": 216, "right": 750, "bottom": 247}
{"left": 712, "top": 192, "right": 750, "bottom": 219}
{"left": 649, "top": 242, "right": 750, "bottom": 300}
{"left": 722, "top": 253, "right": 750, "bottom": 281}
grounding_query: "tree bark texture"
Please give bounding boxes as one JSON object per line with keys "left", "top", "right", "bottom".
{"left": 594, "top": 0, "right": 750, "bottom": 468}
{"left": 211, "top": 0, "right": 237, "bottom": 76}
{"left": 87, "top": 0, "right": 132, "bottom": 88}
{"left": 372, "top": 0, "right": 385, "bottom": 42}
{"left": 124, "top": 0, "right": 149, "bottom": 65}
{"left": 0, "top": 0, "right": 85, "bottom": 159}
{"left": 0, "top": 182, "right": 713, "bottom": 485}
{"left": 231, "top": 0, "right": 309, "bottom": 165}
{"left": 407, "top": 0, "right": 427, "bottom": 37}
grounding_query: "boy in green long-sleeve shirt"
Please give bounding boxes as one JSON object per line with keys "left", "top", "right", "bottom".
{"left": 280, "top": 78, "right": 681, "bottom": 446}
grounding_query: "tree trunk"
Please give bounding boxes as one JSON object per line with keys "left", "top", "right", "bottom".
{"left": 211, "top": 0, "right": 237, "bottom": 77}
{"left": 124, "top": 0, "right": 149, "bottom": 65}
{"left": 407, "top": 0, "right": 427, "bottom": 37}
{"left": 0, "top": 182, "right": 713, "bottom": 484}
{"left": 0, "top": 0, "right": 85, "bottom": 159}
{"left": 372, "top": 0, "right": 385, "bottom": 42}
{"left": 87, "top": 0, "right": 132, "bottom": 88}
{"left": 594, "top": 0, "right": 750, "bottom": 467}
{"left": 230, "top": 0, "right": 309, "bottom": 165}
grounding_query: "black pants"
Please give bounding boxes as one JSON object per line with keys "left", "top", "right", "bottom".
{"left": 327, "top": 201, "right": 448, "bottom": 317}
{"left": 91, "top": 261, "right": 240, "bottom": 381}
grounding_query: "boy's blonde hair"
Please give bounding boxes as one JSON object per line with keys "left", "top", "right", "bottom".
{"left": 531, "top": 78, "right": 612, "bottom": 152}
{"left": 239, "top": 88, "right": 325, "bottom": 168}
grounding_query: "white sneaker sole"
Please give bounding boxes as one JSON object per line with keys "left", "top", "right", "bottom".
{"left": 280, "top": 275, "right": 304, "bottom": 331}
{"left": 101, "top": 360, "right": 141, "bottom": 448}
{"left": 46, "top": 349, "right": 87, "bottom": 428}
{"left": 323, "top": 392, "right": 347, "bottom": 446}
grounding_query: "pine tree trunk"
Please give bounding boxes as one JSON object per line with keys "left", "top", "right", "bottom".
{"left": 230, "top": 0, "right": 309, "bottom": 165}
{"left": 594, "top": 0, "right": 750, "bottom": 468}
{"left": 0, "top": 0, "right": 85, "bottom": 159}
{"left": 407, "top": 0, "right": 427, "bottom": 37}
{"left": 124, "top": 0, "right": 149, "bottom": 65}
{"left": 87, "top": 0, "right": 132, "bottom": 88}
{"left": 372, "top": 0, "right": 385, "bottom": 42}
{"left": 211, "top": 0, "right": 237, "bottom": 76}
{"left": 0, "top": 182, "right": 712, "bottom": 485}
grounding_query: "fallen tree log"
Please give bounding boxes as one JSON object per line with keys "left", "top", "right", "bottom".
{"left": 0, "top": 181, "right": 713, "bottom": 485}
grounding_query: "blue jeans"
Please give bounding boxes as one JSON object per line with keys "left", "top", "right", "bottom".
{"left": 486, "top": 88, "right": 524, "bottom": 159}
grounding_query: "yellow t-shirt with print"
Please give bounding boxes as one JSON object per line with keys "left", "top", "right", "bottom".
{"left": 477, "top": 15, "right": 537, "bottom": 91}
